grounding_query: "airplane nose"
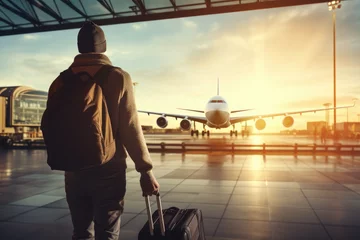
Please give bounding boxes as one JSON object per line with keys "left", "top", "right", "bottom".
{"left": 206, "top": 110, "right": 228, "bottom": 125}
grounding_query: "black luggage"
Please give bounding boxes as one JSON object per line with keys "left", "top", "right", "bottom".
{"left": 138, "top": 193, "right": 206, "bottom": 240}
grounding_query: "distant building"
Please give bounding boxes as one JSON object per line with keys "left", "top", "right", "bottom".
{"left": 0, "top": 86, "right": 47, "bottom": 142}
{"left": 307, "top": 121, "right": 327, "bottom": 134}
{"left": 0, "top": 86, "right": 47, "bottom": 135}
{"left": 335, "top": 122, "right": 360, "bottom": 139}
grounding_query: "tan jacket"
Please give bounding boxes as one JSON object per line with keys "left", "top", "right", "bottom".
{"left": 48, "top": 53, "right": 153, "bottom": 174}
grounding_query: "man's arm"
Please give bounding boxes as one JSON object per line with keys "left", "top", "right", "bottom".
{"left": 117, "top": 70, "right": 153, "bottom": 174}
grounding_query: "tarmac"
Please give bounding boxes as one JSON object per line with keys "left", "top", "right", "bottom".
{"left": 1, "top": 134, "right": 360, "bottom": 239}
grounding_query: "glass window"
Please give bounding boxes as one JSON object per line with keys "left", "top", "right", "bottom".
{"left": 5, "top": 97, "right": 11, "bottom": 127}
{"left": 209, "top": 100, "right": 226, "bottom": 103}
{"left": 12, "top": 91, "right": 47, "bottom": 126}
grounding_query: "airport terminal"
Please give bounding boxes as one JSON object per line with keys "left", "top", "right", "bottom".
{"left": 1, "top": 0, "right": 360, "bottom": 240}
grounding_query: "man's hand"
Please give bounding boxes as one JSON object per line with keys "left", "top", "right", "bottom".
{"left": 140, "top": 171, "right": 160, "bottom": 197}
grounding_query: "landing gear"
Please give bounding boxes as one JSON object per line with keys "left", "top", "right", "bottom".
{"left": 230, "top": 125, "right": 238, "bottom": 137}
{"left": 241, "top": 121, "right": 250, "bottom": 138}
{"left": 191, "top": 121, "right": 199, "bottom": 137}
{"left": 201, "top": 130, "right": 210, "bottom": 137}
{"left": 191, "top": 130, "right": 199, "bottom": 137}
{"left": 241, "top": 130, "right": 249, "bottom": 138}
{"left": 201, "top": 124, "right": 210, "bottom": 137}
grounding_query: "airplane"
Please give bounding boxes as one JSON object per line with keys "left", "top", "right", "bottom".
{"left": 138, "top": 80, "right": 356, "bottom": 137}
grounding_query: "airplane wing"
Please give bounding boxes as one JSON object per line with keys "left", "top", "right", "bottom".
{"left": 231, "top": 109, "right": 254, "bottom": 114}
{"left": 230, "top": 102, "right": 356, "bottom": 124}
{"left": 177, "top": 108, "right": 204, "bottom": 113}
{"left": 138, "top": 110, "right": 208, "bottom": 124}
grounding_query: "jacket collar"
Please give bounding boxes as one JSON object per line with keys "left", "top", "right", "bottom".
{"left": 71, "top": 53, "right": 112, "bottom": 67}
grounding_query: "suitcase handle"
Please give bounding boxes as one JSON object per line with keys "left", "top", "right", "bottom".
{"left": 145, "top": 193, "right": 166, "bottom": 236}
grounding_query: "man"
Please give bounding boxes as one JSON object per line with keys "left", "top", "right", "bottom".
{"left": 47, "top": 21, "right": 160, "bottom": 240}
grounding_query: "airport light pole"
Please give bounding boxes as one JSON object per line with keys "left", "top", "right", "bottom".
{"left": 328, "top": 0, "right": 341, "bottom": 133}
{"left": 323, "top": 103, "right": 331, "bottom": 128}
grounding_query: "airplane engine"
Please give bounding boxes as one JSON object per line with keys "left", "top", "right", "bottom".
{"left": 180, "top": 119, "right": 191, "bottom": 130}
{"left": 255, "top": 119, "right": 266, "bottom": 130}
{"left": 156, "top": 117, "right": 168, "bottom": 128}
{"left": 283, "top": 116, "right": 294, "bottom": 128}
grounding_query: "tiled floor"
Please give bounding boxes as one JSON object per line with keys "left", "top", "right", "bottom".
{"left": 1, "top": 150, "right": 360, "bottom": 239}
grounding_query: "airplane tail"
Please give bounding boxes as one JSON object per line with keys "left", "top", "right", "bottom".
{"left": 217, "top": 78, "right": 219, "bottom": 95}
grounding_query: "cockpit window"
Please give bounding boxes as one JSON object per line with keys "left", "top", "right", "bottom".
{"left": 210, "top": 100, "right": 226, "bottom": 103}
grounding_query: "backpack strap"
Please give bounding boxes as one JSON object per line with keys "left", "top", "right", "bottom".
{"left": 92, "top": 65, "right": 118, "bottom": 87}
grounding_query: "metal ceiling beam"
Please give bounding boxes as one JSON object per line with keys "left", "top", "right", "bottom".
{"left": 26, "top": 0, "right": 65, "bottom": 23}
{"left": 97, "top": 0, "right": 116, "bottom": 16}
{"left": 0, "top": 0, "right": 41, "bottom": 26}
{"left": 0, "top": 0, "right": 331, "bottom": 36}
{"left": 205, "top": 0, "right": 211, "bottom": 8}
{"left": 24, "top": 0, "right": 40, "bottom": 22}
{"left": 60, "top": 0, "right": 88, "bottom": 19}
{"left": 0, "top": 15, "right": 17, "bottom": 28}
{"left": 132, "top": 0, "right": 146, "bottom": 15}
{"left": 169, "top": 0, "right": 177, "bottom": 10}
{"left": 0, "top": 7, "right": 15, "bottom": 26}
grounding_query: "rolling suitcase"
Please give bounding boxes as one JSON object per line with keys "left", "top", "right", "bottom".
{"left": 138, "top": 193, "right": 206, "bottom": 240}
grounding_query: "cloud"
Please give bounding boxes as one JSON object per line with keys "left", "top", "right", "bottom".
{"left": 210, "top": 22, "right": 219, "bottom": 32}
{"left": 0, "top": 78, "right": 23, "bottom": 87}
{"left": 106, "top": 49, "right": 131, "bottom": 57}
{"left": 196, "top": 44, "right": 209, "bottom": 49}
{"left": 132, "top": 23, "right": 147, "bottom": 30}
{"left": 182, "top": 3, "right": 359, "bottom": 91}
{"left": 23, "top": 34, "right": 39, "bottom": 40}
{"left": 183, "top": 20, "right": 197, "bottom": 29}
{"left": 349, "top": 86, "right": 360, "bottom": 96}
{"left": 0, "top": 53, "right": 73, "bottom": 91}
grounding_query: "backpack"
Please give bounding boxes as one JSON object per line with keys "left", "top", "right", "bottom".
{"left": 41, "top": 65, "right": 116, "bottom": 172}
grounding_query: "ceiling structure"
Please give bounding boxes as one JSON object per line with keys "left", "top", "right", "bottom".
{"left": 0, "top": 0, "right": 331, "bottom": 36}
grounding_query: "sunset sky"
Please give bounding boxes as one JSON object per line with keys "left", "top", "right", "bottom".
{"left": 0, "top": 1, "right": 359, "bottom": 133}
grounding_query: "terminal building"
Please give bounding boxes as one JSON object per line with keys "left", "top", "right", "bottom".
{"left": 307, "top": 121, "right": 360, "bottom": 139}
{"left": 0, "top": 86, "right": 47, "bottom": 140}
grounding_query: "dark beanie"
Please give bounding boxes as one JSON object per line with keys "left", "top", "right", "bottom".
{"left": 77, "top": 21, "right": 106, "bottom": 53}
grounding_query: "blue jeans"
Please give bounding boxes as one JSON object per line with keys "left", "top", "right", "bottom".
{"left": 65, "top": 162, "right": 126, "bottom": 240}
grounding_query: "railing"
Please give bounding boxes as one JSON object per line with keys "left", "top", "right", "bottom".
{"left": 146, "top": 142, "right": 360, "bottom": 156}
{"left": 3, "top": 140, "right": 358, "bottom": 156}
